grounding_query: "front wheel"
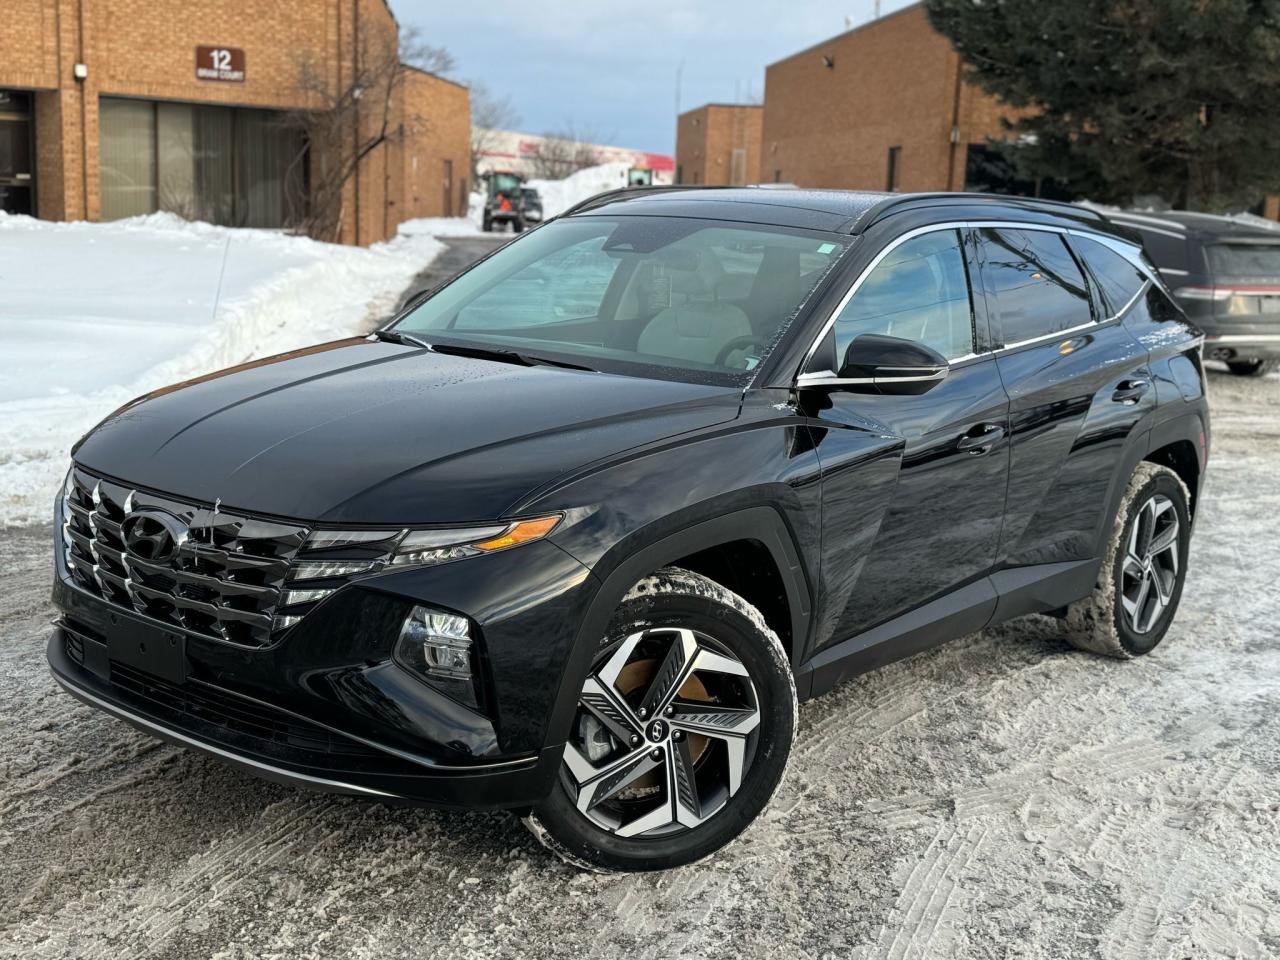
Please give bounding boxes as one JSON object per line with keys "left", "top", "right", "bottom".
{"left": 524, "top": 567, "right": 796, "bottom": 871}
{"left": 1226, "top": 358, "right": 1277, "bottom": 377}
{"left": 1061, "top": 462, "right": 1192, "bottom": 658}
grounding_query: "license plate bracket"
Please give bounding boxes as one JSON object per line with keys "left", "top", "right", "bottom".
{"left": 106, "top": 612, "right": 186, "bottom": 685}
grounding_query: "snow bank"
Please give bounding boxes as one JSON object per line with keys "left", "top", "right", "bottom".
{"left": 0, "top": 212, "right": 466, "bottom": 526}
{"left": 525, "top": 161, "right": 635, "bottom": 219}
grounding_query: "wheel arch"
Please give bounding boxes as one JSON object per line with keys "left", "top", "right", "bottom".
{"left": 541, "top": 506, "right": 812, "bottom": 751}
{"left": 1144, "top": 436, "right": 1202, "bottom": 518}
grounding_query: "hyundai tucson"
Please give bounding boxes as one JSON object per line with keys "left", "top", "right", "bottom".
{"left": 48, "top": 188, "right": 1209, "bottom": 871}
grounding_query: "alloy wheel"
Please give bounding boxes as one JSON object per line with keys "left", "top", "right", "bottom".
{"left": 563, "top": 627, "right": 761, "bottom": 838}
{"left": 1120, "top": 493, "right": 1180, "bottom": 634}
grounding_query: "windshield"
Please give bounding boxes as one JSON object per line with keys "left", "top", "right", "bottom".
{"left": 1208, "top": 243, "right": 1280, "bottom": 279}
{"left": 393, "top": 216, "right": 848, "bottom": 384}
{"left": 491, "top": 173, "right": 522, "bottom": 195}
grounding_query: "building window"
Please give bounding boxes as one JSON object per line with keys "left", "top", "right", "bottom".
{"left": 0, "top": 89, "right": 36, "bottom": 216}
{"left": 886, "top": 146, "right": 901, "bottom": 192}
{"left": 99, "top": 97, "right": 306, "bottom": 228}
{"left": 730, "top": 148, "right": 747, "bottom": 186}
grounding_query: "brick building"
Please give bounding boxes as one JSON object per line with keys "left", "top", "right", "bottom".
{"left": 0, "top": 0, "right": 470, "bottom": 245}
{"left": 675, "top": 104, "right": 762, "bottom": 186}
{"left": 758, "top": 3, "right": 1017, "bottom": 194}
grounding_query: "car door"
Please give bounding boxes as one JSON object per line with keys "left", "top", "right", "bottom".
{"left": 800, "top": 226, "right": 1010, "bottom": 652}
{"left": 973, "top": 225, "right": 1155, "bottom": 573}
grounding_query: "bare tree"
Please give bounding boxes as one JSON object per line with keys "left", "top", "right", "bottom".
{"left": 469, "top": 82, "right": 521, "bottom": 181}
{"left": 280, "top": 26, "right": 449, "bottom": 241}
{"left": 525, "top": 125, "right": 608, "bottom": 180}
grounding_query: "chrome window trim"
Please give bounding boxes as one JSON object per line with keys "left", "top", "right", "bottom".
{"left": 797, "top": 221, "right": 977, "bottom": 376}
{"left": 796, "top": 367, "right": 948, "bottom": 388}
{"left": 795, "top": 218, "right": 1151, "bottom": 384}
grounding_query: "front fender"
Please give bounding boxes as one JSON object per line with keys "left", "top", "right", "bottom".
{"left": 520, "top": 414, "right": 823, "bottom": 750}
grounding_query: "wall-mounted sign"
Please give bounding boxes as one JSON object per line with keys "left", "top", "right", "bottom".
{"left": 195, "top": 46, "right": 245, "bottom": 83}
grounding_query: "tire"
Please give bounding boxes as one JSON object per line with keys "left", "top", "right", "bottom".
{"left": 1226, "top": 358, "right": 1277, "bottom": 377}
{"left": 513, "top": 217, "right": 525, "bottom": 233}
{"left": 481, "top": 214, "right": 493, "bottom": 232}
{"left": 524, "top": 567, "right": 797, "bottom": 872}
{"left": 1061, "top": 462, "right": 1192, "bottom": 658}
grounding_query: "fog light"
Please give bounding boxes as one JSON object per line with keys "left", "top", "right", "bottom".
{"left": 398, "top": 606, "right": 472, "bottom": 681}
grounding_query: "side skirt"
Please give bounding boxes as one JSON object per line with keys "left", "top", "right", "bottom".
{"left": 796, "top": 557, "right": 1099, "bottom": 701}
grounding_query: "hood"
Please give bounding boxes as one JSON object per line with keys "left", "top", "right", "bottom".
{"left": 74, "top": 338, "right": 742, "bottom": 524}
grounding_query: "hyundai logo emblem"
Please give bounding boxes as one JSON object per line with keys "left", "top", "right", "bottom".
{"left": 120, "top": 509, "right": 188, "bottom": 563}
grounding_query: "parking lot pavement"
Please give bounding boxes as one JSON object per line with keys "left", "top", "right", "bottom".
{"left": 2, "top": 368, "right": 1277, "bottom": 960}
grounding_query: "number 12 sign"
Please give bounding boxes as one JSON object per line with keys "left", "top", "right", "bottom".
{"left": 196, "top": 46, "right": 246, "bottom": 83}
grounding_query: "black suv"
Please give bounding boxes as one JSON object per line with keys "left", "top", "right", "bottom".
{"left": 49, "top": 189, "right": 1209, "bottom": 871}
{"left": 1109, "top": 209, "right": 1280, "bottom": 376}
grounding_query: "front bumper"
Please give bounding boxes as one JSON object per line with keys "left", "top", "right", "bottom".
{"left": 48, "top": 516, "right": 600, "bottom": 809}
{"left": 48, "top": 625, "right": 562, "bottom": 806}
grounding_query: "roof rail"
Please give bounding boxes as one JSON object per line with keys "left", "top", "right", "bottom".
{"left": 854, "top": 191, "right": 1109, "bottom": 233}
{"left": 558, "top": 184, "right": 737, "bottom": 218}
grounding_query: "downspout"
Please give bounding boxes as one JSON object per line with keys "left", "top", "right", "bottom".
{"left": 945, "top": 53, "right": 963, "bottom": 192}
{"left": 352, "top": 0, "right": 360, "bottom": 244}
{"left": 77, "top": 0, "right": 89, "bottom": 218}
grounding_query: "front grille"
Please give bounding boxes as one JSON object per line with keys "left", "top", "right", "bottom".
{"left": 61, "top": 467, "right": 310, "bottom": 648}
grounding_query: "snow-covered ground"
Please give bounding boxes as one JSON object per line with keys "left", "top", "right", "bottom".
{"left": 0, "top": 212, "right": 478, "bottom": 527}
{"left": 1, "top": 366, "right": 1277, "bottom": 958}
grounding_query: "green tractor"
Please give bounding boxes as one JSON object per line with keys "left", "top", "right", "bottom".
{"left": 481, "top": 170, "right": 528, "bottom": 232}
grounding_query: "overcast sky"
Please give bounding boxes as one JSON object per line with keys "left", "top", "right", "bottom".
{"left": 390, "top": 0, "right": 915, "bottom": 156}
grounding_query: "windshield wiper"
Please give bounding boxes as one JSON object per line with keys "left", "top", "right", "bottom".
{"left": 429, "top": 342, "right": 596, "bottom": 372}
{"left": 372, "top": 328, "right": 431, "bottom": 348}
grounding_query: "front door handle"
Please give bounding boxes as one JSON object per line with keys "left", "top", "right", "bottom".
{"left": 1112, "top": 378, "right": 1151, "bottom": 405}
{"left": 957, "top": 423, "right": 1005, "bottom": 455}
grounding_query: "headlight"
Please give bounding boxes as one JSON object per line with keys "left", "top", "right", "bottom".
{"left": 272, "top": 515, "right": 562, "bottom": 633}
{"left": 290, "top": 515, "right": 561, "bottom": 580}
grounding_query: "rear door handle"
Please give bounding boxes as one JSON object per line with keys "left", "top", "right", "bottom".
{"left": 1112, "top": 379, "right": 1151, "bottom": 404}
{"left": 957, "top": 423, "right": 1006, "bottom": 455}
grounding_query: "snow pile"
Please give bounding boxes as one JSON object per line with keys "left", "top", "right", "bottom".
{"left": 525, "top": 161, "right": 635, "bottom": 219}
{"left": 0, "top": 212, "right": 462, "bottom": 526}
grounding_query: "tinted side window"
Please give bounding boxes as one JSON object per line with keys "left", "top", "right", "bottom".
{"left": 834, "top": 229, "right": 975, "bottom": 362}
{"left": 1133, "top": 228, "right": 1190, "bottom": 274}
{"left": 1072, "top": 235, "right": 1148, "bottom": 315}
{"left": 978, "top": 228, "right": 1093, "bottom": 344}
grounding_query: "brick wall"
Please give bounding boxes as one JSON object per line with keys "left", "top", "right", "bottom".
{"left": 675, "top": 104, "right": 762, "bottom": 186}
{"left": 397, "top": 69, "right": 471, "bottom": 220}
{"left": 0, "top": 0, "right": 471, "bottom": 243}
{"left": 760, "top": 3, "right": 1009, "bottom": 193}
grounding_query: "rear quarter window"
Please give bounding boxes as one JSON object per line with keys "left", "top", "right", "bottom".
{"left": 1071, "top": 236, "right": 1148, "bottom": 315}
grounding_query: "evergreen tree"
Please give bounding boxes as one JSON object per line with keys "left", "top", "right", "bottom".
{"left": 926, "top": 0, "right": 1280, "bottom": 211}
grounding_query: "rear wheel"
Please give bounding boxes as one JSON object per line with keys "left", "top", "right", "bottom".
{"left": 1061, "top": 462, "right": 1191, "bottom": 658}
{"left": 524, "top": 567, "right": 796, "bottom": 871}
{"left": 1226, "top": 358, "right": 1277, "bottom": 377}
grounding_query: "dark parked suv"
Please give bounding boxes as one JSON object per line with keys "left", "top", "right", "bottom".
{"left": 49, "top": 188, "right": 1209, "bottom": 871}
{"left": 1108, "top": 208, "right": 1280, "bottom": 376}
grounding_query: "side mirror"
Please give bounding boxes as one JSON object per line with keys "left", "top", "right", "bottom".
{"left": 798, "top": 333, "right": 948, "bottom": 395}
